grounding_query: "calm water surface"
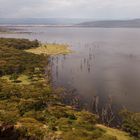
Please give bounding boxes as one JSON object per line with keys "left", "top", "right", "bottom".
{"left": 1, "top": 27, "right": 140, "bottom": 112}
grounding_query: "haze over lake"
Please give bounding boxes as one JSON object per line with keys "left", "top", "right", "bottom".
{"left": 1, "top": 26, "right": 140, "bottom": 112}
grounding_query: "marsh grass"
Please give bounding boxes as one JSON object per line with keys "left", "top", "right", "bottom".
{"left": 25, "top": 43, "right": 72, "bottom": 55}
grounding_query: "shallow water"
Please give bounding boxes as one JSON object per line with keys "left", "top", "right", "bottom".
{"left": 1, "top": 26, "right": 140, "bottom": 112}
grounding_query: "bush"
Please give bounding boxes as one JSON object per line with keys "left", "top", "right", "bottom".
{"left": 0, "top": 38, "right": 39, "bottom": 50}
{"left": 120, "top": 110, "right": 140, "bottom": 138}
{"left": 17, "top": 117, "right": 46, "bottom": 140}
{"left": 0, "top": 45, "right": 47, "bottom": 76}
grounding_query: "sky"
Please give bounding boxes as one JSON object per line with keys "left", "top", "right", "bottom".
{"left": 0, "top": 0, "right": 140, "bottom": 19}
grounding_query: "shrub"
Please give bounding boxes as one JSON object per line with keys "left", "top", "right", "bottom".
{"left": 0, "top": 38, "right": 39, "bottom": 50}
{"left": 120, "top": 110, "right": 140, "bottom": 138}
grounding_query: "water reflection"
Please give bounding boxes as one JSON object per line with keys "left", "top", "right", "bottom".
{"left": 51, "top": 41, "right": 140, "bottom": 113}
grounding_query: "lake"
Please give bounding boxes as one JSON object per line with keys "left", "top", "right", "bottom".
{"left": 1, "top": 26, "right": 140, "bottom": 113}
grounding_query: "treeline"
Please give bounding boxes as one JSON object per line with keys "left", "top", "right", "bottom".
{"left": 0, "top": 38, "right": 39, "bottom": 50}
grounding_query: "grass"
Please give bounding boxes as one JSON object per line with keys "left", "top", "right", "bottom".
{"left": 96, "top": 124, "right": 135, "bottom": 140}
{"left": 25, "top": 43, "right": 72, "bottom": 55}
{"left": 1, "top": 74, "right": 46, "bottom": 85}
{"left": 1, "top": 75, "right": 31, "bottom": 85}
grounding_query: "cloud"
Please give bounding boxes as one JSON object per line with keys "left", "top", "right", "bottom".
{"left": 0, "top": 0, "right": 140, "bottom": 19}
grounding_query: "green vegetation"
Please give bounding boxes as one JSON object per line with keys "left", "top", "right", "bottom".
{"left": 0, "top": 38, "right": 137, "bottom": 140}
{"left": 25, "top": 43, "right": 72, "bottom": 55}
{"left": 120, "top": 110, "right": 140, "bottom": 139}
{"left": 96, "top": 124, "right": 134, "bottom": 140}
{"left": 0, "top": 79, "right": 119, "bottom": 140}
{"left": 0, "top": 38, "right": 39, "bottom": 50}
{"left": 0, "top": 44, "right": 47, "bottom": 76}
{"left": 2, "top": 74, "right": 33, "bottom": 84}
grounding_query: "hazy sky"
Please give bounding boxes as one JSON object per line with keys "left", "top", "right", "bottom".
{"left": 0, "top": 0, "right": 140, "bottom": 19}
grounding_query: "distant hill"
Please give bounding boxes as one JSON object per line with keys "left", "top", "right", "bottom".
{"left": 76, "top": 19, "right": 140, "bottom": 28}
{"left": 1, "top": 18, "right": 140, "bottom": 28}
{"left": 0, "top": 18, "right": 91, "bottom": 25}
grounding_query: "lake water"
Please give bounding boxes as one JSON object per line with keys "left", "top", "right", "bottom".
{"left": 1, "top": 26, "right": 140, "bottom": 113}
